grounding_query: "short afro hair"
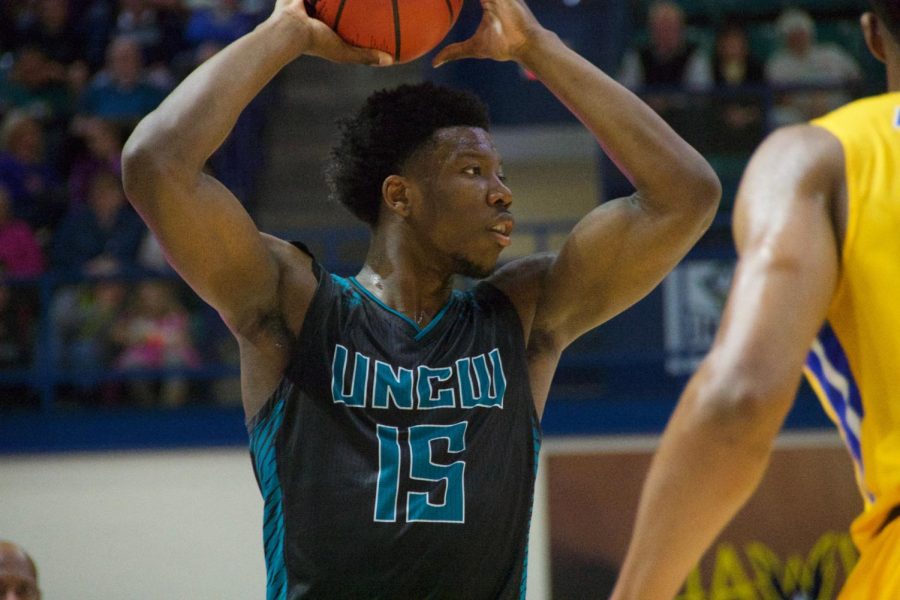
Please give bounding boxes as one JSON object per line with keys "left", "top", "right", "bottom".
{"left": 870, "top": 0, "right": 900, "bottom": 42}
{"left": 327, "top": 82, "right": 490, "bottom": 226}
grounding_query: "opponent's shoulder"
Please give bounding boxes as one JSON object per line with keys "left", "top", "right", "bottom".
{"left": 744, "top": 124, "right": 844, "bottom": 198}
{"left": 735, "top": 124, "right": 845, "bottom": 251}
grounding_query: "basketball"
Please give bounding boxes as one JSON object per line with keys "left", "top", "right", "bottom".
{"left": 305, "top": 0, "right": 465, "bottom": 64}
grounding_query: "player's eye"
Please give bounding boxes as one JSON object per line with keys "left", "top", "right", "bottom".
{"left": 498, "top": 172, "right": 507, "bottom": 184}
{"left": 463, "top": 165, "right": 482, "bottom": 176}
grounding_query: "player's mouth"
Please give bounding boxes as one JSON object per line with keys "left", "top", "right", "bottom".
{"left": 488, "top": 218, "right": 514, "bottom": 247}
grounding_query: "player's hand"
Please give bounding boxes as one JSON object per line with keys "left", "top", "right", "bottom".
{"left": 432, "top": 0, "right": 546, "bottom": 67}
{"left": 270, "top": 0, "right": 393, "bottom": 66}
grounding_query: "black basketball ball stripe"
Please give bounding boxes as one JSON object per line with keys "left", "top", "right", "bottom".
{"left": 332, "top": 0, "right": 349, "bottom": 31}
{"left": 392, "top": 0, "right": 401, "bottom": 61}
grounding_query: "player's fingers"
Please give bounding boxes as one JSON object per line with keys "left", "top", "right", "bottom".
{"left": 432, "top": 40, "right": 480, "bottom": 67}
{"left": 313, "top": 30, "right": 393, "bottom": 66}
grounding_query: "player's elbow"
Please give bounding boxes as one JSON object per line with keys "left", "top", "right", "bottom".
{"left": 683, "top": 162, "right": 721, "bottom": 230}
{"left": 121, "top": 121, "right": 185, "bottom": 209}
{"left": 691, "top": 363, "right": 791, "bottom": 448}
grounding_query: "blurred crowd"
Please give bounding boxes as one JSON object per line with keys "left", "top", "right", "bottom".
{"left": 618, "top": 1, "right": 866, "bottom": 147}
{"left": 0, "top": 0, "right": 269, "bottom": 408}
{"left": 0, "top": 0, "right": 872, "bottom": 410}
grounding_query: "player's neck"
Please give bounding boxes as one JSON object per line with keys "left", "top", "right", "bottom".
{"left": 357, "top": 234, "right": 455, "bottom": 327}
{"left": 886, "top": 42, "right": 900, "bottom": 92}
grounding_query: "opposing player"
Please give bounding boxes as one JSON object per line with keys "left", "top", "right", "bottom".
{"left": 122, "top": 0, "right": 719, "bottom": 596}
{"left": 611, "top": 1, "right": 900, "bottom": 598}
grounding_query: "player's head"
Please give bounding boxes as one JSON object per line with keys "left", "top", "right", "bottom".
{"left": 864, "top": 0, "right": 900, "bottom": 69}
{"left": 0, "top": 541, "right": 40, "bottom": 600}
{"left": 328, "top": 82, "right": 491, "bottom": 226}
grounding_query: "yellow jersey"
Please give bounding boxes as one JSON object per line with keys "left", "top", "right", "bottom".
{"left": 804, "top": 92, "right": 900, "bottom": 550}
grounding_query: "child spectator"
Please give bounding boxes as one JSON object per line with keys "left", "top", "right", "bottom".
{"left": 113, "top": 279, "right": 201, "bottom": 406}
{"left": 0, "top": 184, "right": 45, "bottom": 278}
{"left": 52, "top": 279, "right": 128, "bottom": 377}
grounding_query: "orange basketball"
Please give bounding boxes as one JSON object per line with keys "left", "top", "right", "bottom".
{"left": 305, "top": 0, "right": 465, "bottom": 64}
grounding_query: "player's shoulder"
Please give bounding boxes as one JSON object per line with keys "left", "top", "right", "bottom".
{"left": 753, "top": 123, "right": 844, "bottom": 181}
{"left": 257, "top": 233, "right": 321, "bottom": 334}
{"left": 260, "top": 233, "right": 315, "bottom": 267}
{"left": 483, "top": 252, "right": 556, "bottom": 330}
{"left": 485, "top": 253, "right": 555, "bottom": 298}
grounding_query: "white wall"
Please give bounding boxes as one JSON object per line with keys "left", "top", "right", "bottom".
{"left": 0, "top": 449, "right": 265, "bottom": 600}
{"left": 0, "top": 448, "right": 551, "bottom": 600}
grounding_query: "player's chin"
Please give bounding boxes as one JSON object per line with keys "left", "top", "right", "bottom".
{"left": 451, "top": 252, "right": 499, "bottom": 279}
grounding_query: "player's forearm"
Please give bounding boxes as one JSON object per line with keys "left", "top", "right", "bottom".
{"left": 124, "top": 16, "right": 307, "bottom": 184}
{"left": 516, "top": 32, "right": 719, "bottom": 213}
{"left": 612, "top": 372, "right": 788, "bottom": 599}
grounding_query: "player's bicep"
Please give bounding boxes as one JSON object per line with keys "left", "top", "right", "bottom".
{"left": 126, "top": 165, "right": 282, "bottom": 332}
{"left": 532, "top": 192, "right": 709, "bottom": 348}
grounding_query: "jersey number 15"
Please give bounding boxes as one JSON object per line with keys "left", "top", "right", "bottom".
{"left": 374, "top": 422, "right": 467, "bottom": 524}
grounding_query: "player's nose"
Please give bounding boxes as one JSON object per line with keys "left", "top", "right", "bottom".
{"left": 488, "top": 176, "right": 512, "bottom": 209}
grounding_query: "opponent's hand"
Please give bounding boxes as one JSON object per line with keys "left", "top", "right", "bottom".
{"left": 432, "top": 0, "right": 545, "bottom": 66}
{"left": 270, "top": 0, "right": 393, "bottom": 66}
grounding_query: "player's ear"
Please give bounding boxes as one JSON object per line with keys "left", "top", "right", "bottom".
{"left": 861, "top": 12, "right": 887, "bottom": 64}
{"left": 382, "top": 175, "right": 412, "bottom": 218}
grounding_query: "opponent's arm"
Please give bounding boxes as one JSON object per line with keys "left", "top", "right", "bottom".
{"left": 610, "top": 125, "right": 843, "bottom": 600}
{"left": 122, "top": 0, "right": 389, "bottom": 335}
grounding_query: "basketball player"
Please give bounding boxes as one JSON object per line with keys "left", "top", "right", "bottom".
{"left": 611, "top": 2, "right": 900, "bottom": 598}
{"left": 122, "top": 0, "right": 719, "bottom": 596}
{"left": 0, "top": 541, "right": 40, "bottom": 600}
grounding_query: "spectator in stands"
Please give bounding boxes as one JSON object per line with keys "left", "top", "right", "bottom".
{"left": 713, "top": 21, "right": 764, "bottom": 87}
{"left": 618, "top": 1, "right": 712, "bottom": 91}
{"left": 78, "top": 36, "right": 167, "bottom": 130}
{"left": 0, "top": 45, "right": 73, "bottom": 123}
{"left": 67, "top": 116, "right": 123, "bottom": 207}
{"left": 113, "top": 279, "right": 201, "bottom": 406}
{"left": 0, "top": 110, "right": 64, "bottom": 231}
{"left": 709, "top": 21, "right": 766, "bottom": 151}
{"left": 0, "top": 185, "right": 45, "bottom": 278}
{"left": 0, "top": 184, "right": 44, "bottom": 380}
{"left": 92, "top": 0, "right": 187, "bottom": 87}
{"left": 52, "top": 278, "right": 129, "bottom": 384}
{"left": 765, "top": 8, "right": 863, "bottom": 124}
{"left": 0, "top": 540, "right": 40, "bottom": 600}
{"left": 50, "top": 170, "right": 145, "bottom": 277}
{"left": 14, "top": 0, "right": 90, "bottom": 97}
{"left": 184, "top": 0, "right": 256, "bottom": 48}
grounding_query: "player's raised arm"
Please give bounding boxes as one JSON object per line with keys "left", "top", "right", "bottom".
{"left": 435, "top": 0, "right": 720, "bottom": 373}
{"left": 122, "top": 1, "right": 390, "bottom": 335}
{"left": 610, "top": 124, "right": 843, "bottom": 600}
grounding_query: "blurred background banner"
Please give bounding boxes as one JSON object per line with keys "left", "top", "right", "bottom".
{"left": 540, "top": 433, "right": 860, "bottom": 599}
